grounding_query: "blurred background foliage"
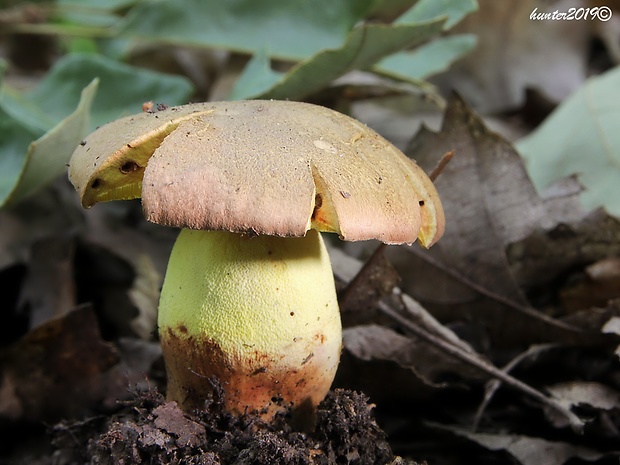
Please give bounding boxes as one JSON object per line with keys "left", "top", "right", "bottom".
{"left": 0, "top": 0, "right": 475, "bottom": 209}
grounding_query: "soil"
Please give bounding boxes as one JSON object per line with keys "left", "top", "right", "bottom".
{"left": 48, "top": 382, "right": 402, "bottom": 465}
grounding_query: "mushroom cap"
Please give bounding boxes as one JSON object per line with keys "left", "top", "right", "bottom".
{"left": 69, "top": 100, "right": 444, "bottom": 246}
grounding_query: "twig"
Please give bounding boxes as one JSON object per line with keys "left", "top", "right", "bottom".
{"left": 406, "top": 247, "right": 581, "bottom": 333}
{"left": 377, "top": 300, "right": 584, "bottom": 433}
{"left": 429, "top": 150, "right": 454, "bottom": 182}
{"left": 472, "top": 343, "right": 559, "bottom": 431}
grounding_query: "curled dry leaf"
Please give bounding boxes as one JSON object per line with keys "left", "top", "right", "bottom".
{"left": 508, "top": 213, "right": 620, "bottom": 297}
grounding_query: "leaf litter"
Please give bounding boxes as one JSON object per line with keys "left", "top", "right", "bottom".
{"left": 3, "top": 94, "right": 620, "bottom": 464}
{"left": 3, "top": 8, "right": 620, "bottom": 460}
{"left": 335, "top": 91, "right": 620, "bottom": 463}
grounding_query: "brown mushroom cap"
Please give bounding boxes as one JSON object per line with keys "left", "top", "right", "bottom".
{"left": 69, "top": 100, "right": 444, "bottom": 246}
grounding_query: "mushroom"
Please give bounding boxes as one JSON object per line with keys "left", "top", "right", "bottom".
{"left": 68, "top": 100, "right": 445, "bottom": 424}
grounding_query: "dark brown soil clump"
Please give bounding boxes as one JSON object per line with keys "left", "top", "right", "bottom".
{"left": 50, "top": 385, "right": 395, "bottom": 465}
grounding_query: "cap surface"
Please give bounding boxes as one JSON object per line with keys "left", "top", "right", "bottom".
{"left": 69, "top": 100, "right": 444, "bottom": 246}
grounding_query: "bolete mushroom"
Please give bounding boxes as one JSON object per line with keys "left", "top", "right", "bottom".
{"left": 68, "top": 100, "right": 444, "bottom": 423}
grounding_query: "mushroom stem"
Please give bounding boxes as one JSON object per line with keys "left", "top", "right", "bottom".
{"left": 158, "top": 228, "right": 342, "bottom": 424}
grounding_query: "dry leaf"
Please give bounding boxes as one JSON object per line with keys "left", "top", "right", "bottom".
{"left": 343, "top": 324, "right": 484, "bottom": 388}
{"left": 0, "top": 305, "right": 118, "bottom": 422}
{"left": 549, "top": 381, "right": 620, "bottom": 410}
{"left": 545, "top": 381, "right": 620, "bottom": 428}
{"left": 338, "top": 245, "right": 401, "bottom": 326}
{"left": 434, "top": 0, "right": 589, "bottom": 112}
{"left": 129, "top": 254, "right": 162, "bottom": 340}
{"left": 18, "top": 235, "right": 76, "bottom": 329}
{"left": 397, "top": 93, "right": 579, "bottom": 347}
{"left": 559, "top": 257, "right": 620, "bottom": 312}
{"left": 435, "top": 424, "right": 606, "bottom": 465}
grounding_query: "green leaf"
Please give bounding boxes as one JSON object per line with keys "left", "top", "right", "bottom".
{"left": 58, "top": 0, "right": 137, "bottom": 11}
{"left": 0, "top": 110, "right": 41, "bottom": 204}
{"left": 375, "top": 34, "right": 477, "bottom": 82}
{"left": 2, "top": 80, "right": 99, "bottom": 207}
{"left": 517, "top": 66, "right": 620, "bottom": 218}
{"left": 26, "top": 53, "right": 194, "bottom": 129}
{"left": 0, "top": 86, "right": 52, "bottom": 134}
{"left": 0, "top": 58, "right": 6, "bottom": 82}
{"left": 0, "top": 79, "right": 97, "bottom": 208}
{"left": 229, "top": 49, "right": 282, "bottom": 101}
{"left": 248, "top": 18, "right": 446, "bottom": 101}
{"left": 118, "top": 0, "right": 375, "bottom": 61}
{"left": 0, "top": 52, "right": 193, "bottom": 208}
{"left": 395, "top": 0, "right": 478, "bottom": 29}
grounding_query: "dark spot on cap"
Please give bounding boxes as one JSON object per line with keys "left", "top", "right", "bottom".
{"left": 314, "top": 193, "right": 323, "bottom": 209}
{"left": 120, "top": 161, "right": 140, "bottom": 174}
{"left": 311, "top": 193, "right": 323, "bottom": 220}
{"left": 91, "top": 178, "right": 102, "bottom": 189}
{"left": 419, "top": 200, "right": 425, "bottom": 206}
{"left": 179, "top": 325, "right": 188, "bottom": 334}
{"left": 80, "top": 140, "right": 87, "bottom": 146}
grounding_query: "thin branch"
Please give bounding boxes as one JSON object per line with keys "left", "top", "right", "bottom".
{"left": 429, "top": 150, "right": 454, "bottom": 182}
{"left": 472, "top": 343, "right": 559, "bottom": 431}
{"left": 407, "top": 247, "right": 581, "bottom": 333}
{"left": 378, "top": 300, "right": 584, "bottom": 433}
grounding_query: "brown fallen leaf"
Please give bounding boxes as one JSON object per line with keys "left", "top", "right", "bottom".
{"left": 0, "top": 305, "right": 118, "bottom": 423}
{"left": 343, "top": 324, "right": 482, "bottom": 389}
{"left": 560, "top": 257, "right": 620, "bottom": 312}
{"left": 507, "top": 213, "right": 620, "bottom": 312}
{"left": 18, "top": 235, "right": 76, "bottom": 329}
{"left": 335, "top": 243, "right": 585, "bottom": 430}
{"left": 434, "top": 0, "right": 590, "bottom": 113}
{"left": 128, "top": 254, "right": 161, "bottom": 340}
{"left": 432, "top": 424, "right": 607, "bottom": 465}
{"left": 545, "top": 381, "right": 620, "bottom": 429}
{"left": 398, "top": 93, "right": 582, "bottom": 347}
{"left": 338, "top": 243, "right": 401, "bottom": 326}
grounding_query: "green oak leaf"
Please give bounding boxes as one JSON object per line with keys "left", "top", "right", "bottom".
{"left": 518, "top": 66, "right": 620, "bottom": 218}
